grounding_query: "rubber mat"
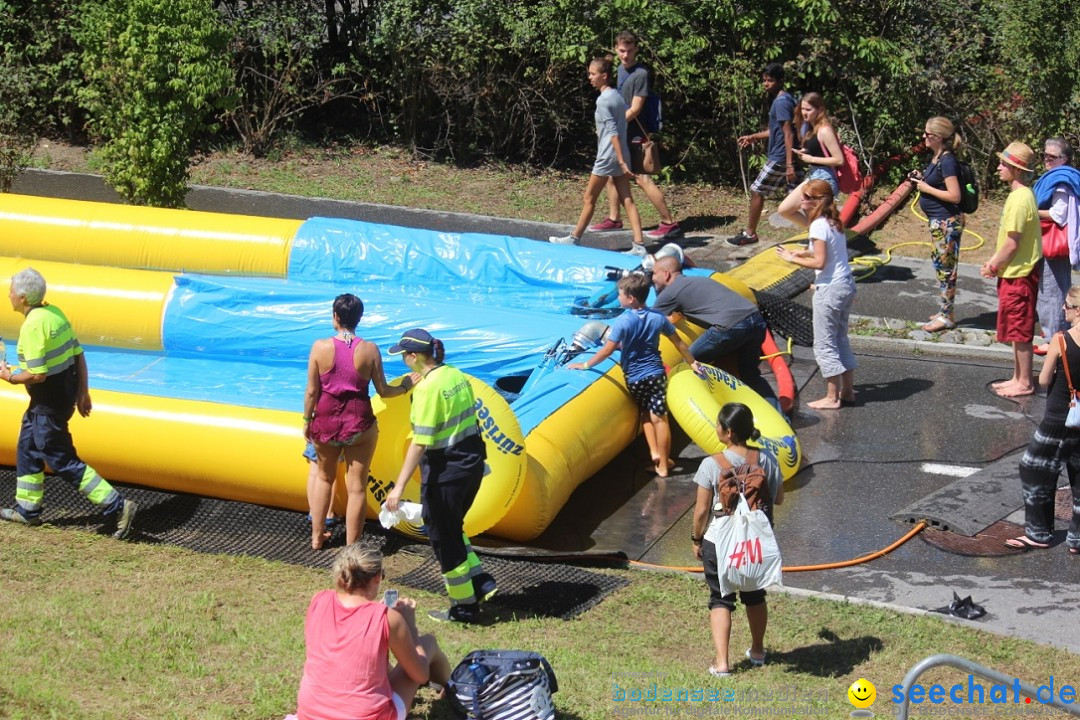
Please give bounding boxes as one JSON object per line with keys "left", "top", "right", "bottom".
{"left": 395, "top": 552, "right": 628, "bottom": 620}
{"left": 0, "top": 468, "right": 628, "bottom": 618}
{"left": 755, "top": 289, "right": 814, "bottom": 346}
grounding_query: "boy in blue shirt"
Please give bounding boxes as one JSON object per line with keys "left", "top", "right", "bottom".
{"left": 569, "top": 273, "right": 700, "bottom": 476}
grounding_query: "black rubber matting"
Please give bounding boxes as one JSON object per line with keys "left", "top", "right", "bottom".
{"left": 396, "top": 552, "right": 628, "bottom": 620}
{"left": 0, "top": 468, "right": 627, "bottom": 619}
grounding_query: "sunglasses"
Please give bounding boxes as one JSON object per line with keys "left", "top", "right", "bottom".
{"left": 923, "top": 131, "right": 940, "bottom": 138}
{"left": 1045, "top": 153, "right": 1064, "bottom": 161}
{"left": 802, "top": 194, "right": 824, "bottom": 201}
{"left": 1066, "top": 303, "right": 1080, "bottom": 311}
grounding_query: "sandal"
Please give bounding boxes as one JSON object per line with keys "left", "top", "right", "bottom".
{"left": 922, "top": 315, "right": 957, "bottom": 332}
{"left": 745, "top": 648, "right": 766, "bottom": 666}
{"left": 1004, "top": 536, "right": 1050, "bottom": 551}
{"left": 708, "top": 666, "right": 731, "bottom": 678}
{"left": 1034, "top": 344, "right": 1049, "bottom": 356}
{"left": 1068, "top": 547, "right": 1079, "bottom": 556}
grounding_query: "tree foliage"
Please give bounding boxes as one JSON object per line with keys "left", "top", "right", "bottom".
{"left": 3, "top": 0, "right": 1077, "bottom": 203}
{"left": 76, "top": 0, "right": 230, "bottom": 207}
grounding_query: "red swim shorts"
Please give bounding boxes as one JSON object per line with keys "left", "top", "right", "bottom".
{"left": 996, "top": 273, "right": 1038, "bottom": 343}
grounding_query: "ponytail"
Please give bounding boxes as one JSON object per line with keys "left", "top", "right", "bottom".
{"left": 431, "top": 338, "right": 446, "bottom": 364}
{"left": 718, "top": 403, "right": 760, "bottom": 445}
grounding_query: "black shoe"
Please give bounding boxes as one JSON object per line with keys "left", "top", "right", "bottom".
{"left": 474, "top": 573, "right": 498, "bottom": 603}
{"left": 428, "top": 603, "right": 481, "bottom": 624}
{"left": 726, "top": 230, "right": 759, "bottom": 247}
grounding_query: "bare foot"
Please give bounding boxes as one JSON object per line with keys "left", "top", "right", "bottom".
{"left": 991, "top": 379, "right": 1018, "bottom": 390}
{"left": 807, "top": 397, "right": 842, "bottom": 410}
{"left": 656, "top": 463, "right": 670, "bottom": 478}
{"left": 995, "top": 384, "right": 1034, "bottom": 398}
{"left": 311, "top": 529, "right": 331, "bottom": 550}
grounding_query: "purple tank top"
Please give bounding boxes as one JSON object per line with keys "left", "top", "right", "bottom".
{"left": 321, "top": 336, "right": 370, "bottom": 398}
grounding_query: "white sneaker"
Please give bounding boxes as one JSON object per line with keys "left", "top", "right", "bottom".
{"left": 549, "top": 234, "right": 580, "bottom": 245}
{"left": 624, "top": 243, "right": 648, "bottom": 257}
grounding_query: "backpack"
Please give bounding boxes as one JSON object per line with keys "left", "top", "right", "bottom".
{"left": 446, "top": 650, "right": 558, "bottom": 720}
{"left": 956, "top": 158, "right": 979, "bottom": 214}
{"left": 641, "top": 91, "right": 662, "bottom": 134}
{"left": 834, "top": 144, "right": 863, "bottom": 195}
{"left": 712, "top": 450, "right": 773, "bottom": 521}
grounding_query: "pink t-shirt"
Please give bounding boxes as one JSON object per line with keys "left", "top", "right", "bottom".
{"left": 296, "top": 590, "right": 396, "bottom": 720}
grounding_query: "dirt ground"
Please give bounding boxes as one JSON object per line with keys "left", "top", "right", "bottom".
{"left": 29, "top": 139, "right": 1003, "bottom": 266}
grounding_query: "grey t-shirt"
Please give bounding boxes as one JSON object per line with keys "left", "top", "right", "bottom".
{"left": 651, "top": 274, "right": 758, "bottom": 329}
{"left": 592, "top": 87, "right": 630, "bottom": 177}
{"left": 694, "top": 449, "right": 783, "bottom": 538}
{"left": 767, "top": 91, "right": 796, "bottom": 163}
{"left": 618, "top": 64, "right": 648, "bottom": 140}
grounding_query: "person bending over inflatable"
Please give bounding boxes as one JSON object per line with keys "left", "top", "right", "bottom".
{"left": 291, "top": 545, "right": 450, "bottom": 720}
{"left": 385, "top": 329, "right": 497, "bottom": 623}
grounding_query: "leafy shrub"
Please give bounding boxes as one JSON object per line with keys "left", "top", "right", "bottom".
{"left": 76, "top": 0, "right": 230, "bottom": 207}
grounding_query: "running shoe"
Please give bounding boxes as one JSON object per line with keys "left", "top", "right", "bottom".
{"left": 0, "top": 507, "right": 41, "bottom": 526}
{"left": 428, "top": 603, "right": 481, "bottom": 624}
{"left": 726, "top": 230, "right": 759, "bottom": 247}
{"left": 112, "top": 498, "right": 138, "bottom": 540}
{"left": 548, "top": 234, "right": 580, "bottom": 245}
{"left": 646, "top": 221, "right": 683, "bottom": 240}
{"left": 624, "top": 243, "right": 648, "bottom": 257}
{"left": 589, "top": 218, "right": 623, "bottom": 232}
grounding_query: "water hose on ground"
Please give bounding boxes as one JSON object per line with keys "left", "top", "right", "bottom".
{"left": 629, "top": 521, "right": 927, "bottom": 574}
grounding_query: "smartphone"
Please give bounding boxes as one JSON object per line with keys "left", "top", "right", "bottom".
{"left": 383, "top": 589, "right": 398, "bottom": 607}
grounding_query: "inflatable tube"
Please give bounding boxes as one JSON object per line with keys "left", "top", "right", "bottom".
{"left": 762, "top": 329, "right": 795, "bottom": 413}
{"left": 850, "top": 182, "right": 915, "bottom": 236}
{"left": 0, "top": 194, "right": 299, "bottom": 277}
{"left": 0, "top": 256, "right": 173, "bottom": 350}
{"left": 666, "top": 362, "right": 801, "bottom": 480}
{"left": 365, "top": 375, "right": 526, "bottom": 539}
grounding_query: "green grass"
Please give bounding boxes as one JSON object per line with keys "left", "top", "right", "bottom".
{"left": 2, "top": 522, "right": 1077, "bottom": 719}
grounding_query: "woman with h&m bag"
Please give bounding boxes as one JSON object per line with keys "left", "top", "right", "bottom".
{"left": 1013, "top": 285, "right": 1080, "bottom": 552}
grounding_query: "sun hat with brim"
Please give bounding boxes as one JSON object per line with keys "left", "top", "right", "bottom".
{"left": 389, "top": 328, "right": 435, "bottom": 355}
{"left": 998, "top": 141, "right": 1035, "bottom": 173}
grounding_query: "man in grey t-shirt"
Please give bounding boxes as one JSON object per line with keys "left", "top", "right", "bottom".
{"left": 650, "top": 255, "right": 777, "bottom": 403}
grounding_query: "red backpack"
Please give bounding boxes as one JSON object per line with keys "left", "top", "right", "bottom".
{"left": 834, "top": 144, "right": 863, "bottom": 194}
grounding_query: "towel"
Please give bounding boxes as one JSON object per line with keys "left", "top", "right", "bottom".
{"left": 379, "top": 501, "right": 423, "bottom": 529}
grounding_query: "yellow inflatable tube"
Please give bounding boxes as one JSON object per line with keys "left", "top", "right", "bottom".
{"left": 666, "top": 362, "right": 801, "bottom": 481}
{"left": 0, "top": 194, "right": 299, "bottom": 277}
{"left": 0, "top": 373, "right": 524, "bottom": 536}
{"left": 0, "top": 256, "right": 172, "bottom": 350}
{"left": 491, "top": 369, "right": 639, "bottom": 541}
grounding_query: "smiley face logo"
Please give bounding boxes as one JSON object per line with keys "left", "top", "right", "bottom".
{"left": 848, "top": 678, "right": 876, "bottom": 709}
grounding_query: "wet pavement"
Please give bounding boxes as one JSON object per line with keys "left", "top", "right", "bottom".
{"left": 11, "top": 169, "right": 1080, "bottom": 651}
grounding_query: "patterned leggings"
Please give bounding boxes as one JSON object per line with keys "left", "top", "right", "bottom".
{"left": 1018, "top": 420, "right": 1080, "bottom": 547}
{"left": 928, "top": 216, "right": 964, "bottom": 319}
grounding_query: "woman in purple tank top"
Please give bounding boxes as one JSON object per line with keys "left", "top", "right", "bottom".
{"left": 304, "top": 294, "right": 414, "bottom": 549}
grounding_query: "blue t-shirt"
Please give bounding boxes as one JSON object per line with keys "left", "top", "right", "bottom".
{"left": 767, "top": 91, "right": 796, "bottom": 163}
{"left": 608, "top": 308, "right": 674, "bottom": 383}
{"left": 919, "top": 152, "right": 961, "bottom": 219}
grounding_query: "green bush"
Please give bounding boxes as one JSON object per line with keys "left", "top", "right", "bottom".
{"left": 76, "top": 0, "right": 230, "bottom": 207}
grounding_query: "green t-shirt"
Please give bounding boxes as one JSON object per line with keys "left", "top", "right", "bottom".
{"left": 996, "top": 186, "right": 1041, "bottom": 279}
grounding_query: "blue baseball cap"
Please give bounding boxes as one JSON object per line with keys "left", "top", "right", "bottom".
{"left": 389, "top": 328, "right": 435, "bottom": 355}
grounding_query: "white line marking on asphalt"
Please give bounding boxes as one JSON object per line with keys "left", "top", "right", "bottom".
{"left": 920, "top": 463, "right": 980, "bottom": 478}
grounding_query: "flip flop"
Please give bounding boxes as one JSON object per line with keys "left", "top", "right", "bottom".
{"left": 1004, "top": 536, "right": 1050, "bottom": 550}
{"left": 1034, "top": 344, "right": 1049, "bottom": 356}
{"left": 1069, "top": 547, "right": 1079, "bottom": 556}
{"left": 922, "top": 315, "right": 957, "bottom": 332}
{"left": 708, "top": 666, "right": 731, "bottom": 678}
{"left": 745, "top": 649, "right": 766, "bottom": 666}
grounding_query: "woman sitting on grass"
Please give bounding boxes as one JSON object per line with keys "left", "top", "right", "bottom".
{"left": 291, "top": 545, "right": 450, "bottom": 720}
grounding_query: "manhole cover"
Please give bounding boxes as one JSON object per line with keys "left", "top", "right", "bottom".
{"left": 919, "top": 520, "right": 1027, "bottom": 557}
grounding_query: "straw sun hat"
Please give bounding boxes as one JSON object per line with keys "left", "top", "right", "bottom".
{"left": 998, "top": 141, "right": 1036, "bottom": 173}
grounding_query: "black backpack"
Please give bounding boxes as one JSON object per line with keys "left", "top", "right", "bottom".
{"left": 956, "top": 158, "right": 979, "bottom": 214}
